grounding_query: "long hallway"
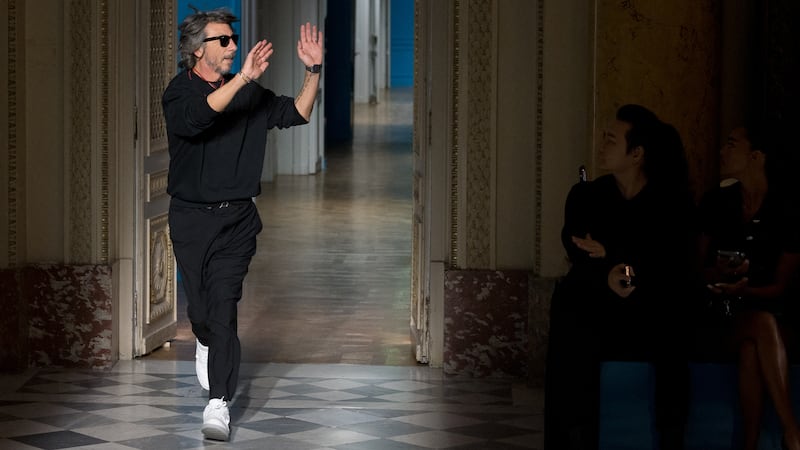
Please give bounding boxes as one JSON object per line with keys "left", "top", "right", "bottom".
{"left": 148, "top": 88, "right": 417, "bottom": 366}
{"left": 0, "top": 89, "right": 543, "bottom": 449}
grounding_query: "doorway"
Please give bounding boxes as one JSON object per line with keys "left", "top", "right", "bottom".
{"left": 145, "top": 0, "right": 417, "bottom": 366}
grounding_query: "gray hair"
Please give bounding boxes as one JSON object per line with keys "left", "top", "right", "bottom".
{"left": 177, "top": 7, "right": 238, "bottom": 69}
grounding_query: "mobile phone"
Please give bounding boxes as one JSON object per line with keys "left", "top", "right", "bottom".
{"left": 717, "top": 250, "right": 745, "bottom": 267}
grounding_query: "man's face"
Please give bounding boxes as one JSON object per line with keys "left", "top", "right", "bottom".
{"left": 196, "top": 22, "right": 238, "bottom": 76}
{"left": 720, "top": 127, "right": 754, "bottom": 179}
{"left": 599, "top": 120, "right": 638, "bottom": 173}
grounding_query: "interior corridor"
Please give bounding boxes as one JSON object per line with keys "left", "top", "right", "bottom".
{"left": 0, "top": 88, "right": 543, "bottom": 449}
{"left": 147, "top": 88, "right": 416, "bottom": 366}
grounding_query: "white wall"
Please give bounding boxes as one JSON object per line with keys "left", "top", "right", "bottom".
{"left": 255, "top": 0, "right": 325, "bottom": 178}
{"left": 354, "top": 0, "right": 388, "bottom": 103}
{"left": 354, "top": 0, "right": 369, "bottom": 103}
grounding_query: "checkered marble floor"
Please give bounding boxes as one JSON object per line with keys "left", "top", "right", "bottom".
{"left": 0, "top": 361, "right": 542, "bottom": 449}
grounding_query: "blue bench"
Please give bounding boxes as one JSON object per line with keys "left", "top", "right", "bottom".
{"left": 599, "top": 361, "right": 798, "bottom": 450}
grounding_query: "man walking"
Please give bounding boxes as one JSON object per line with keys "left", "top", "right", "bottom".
{"left": 162, "top": 8, "right": 323, "bottom": 441}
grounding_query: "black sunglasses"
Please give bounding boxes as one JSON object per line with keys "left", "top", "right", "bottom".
{"left": 203, "top": 34, "right": 239, "bottom": 47}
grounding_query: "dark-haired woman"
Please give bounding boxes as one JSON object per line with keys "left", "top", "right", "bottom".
{"left": 696, "top": 126, "right": 800, "bottom": 450}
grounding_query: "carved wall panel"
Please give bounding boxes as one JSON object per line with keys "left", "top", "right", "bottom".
{"left": 6, "top": 0, "right": 20, "bottom": 267}
{"left": 69, "top": 0, "right": 93, "bottom": 263}
{"left": 146, "top": 214, "right": 174, "bottom": 323}
{"left": 147, "top": 170, "right": 169, "bottom": 202}
{"left": 411, "top": 0, "right": 424, "bottom": 361}
{"left": 449, "top": 0, "right": 461, "bottom": 268}
{"left": 463, "top": 0, "right": 492, "bottom": 269}
{"left": 533, "top": 0, "right": 544, "bottom": 275}
{"left": 149, "top": 0, "right": 174, "bottom": 154}
{"left": 99, "top": 0, "right": 109, "bottom": 264}
{"left": 68, "top": 0, "right": 110, "bottom": 264}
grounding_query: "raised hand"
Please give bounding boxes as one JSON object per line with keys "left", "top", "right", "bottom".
{"left": 296, "top": 23, "right": 323, "bottom": 67}
{"left": 241, "top": 40, "right": 274, "bottom": 80}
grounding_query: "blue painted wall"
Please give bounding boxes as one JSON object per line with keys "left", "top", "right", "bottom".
{"left": 325, "top": 0, "right": 355, "bottom": 144}
{"left": 176, "top": 1, "right": 242, "bottom": 73}
{"left": 390, "top": 0, "right": 414, "bottom": 87}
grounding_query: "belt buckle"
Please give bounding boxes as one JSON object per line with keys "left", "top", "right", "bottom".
{"left": 219, "top": 201, "right": 230, "bottom": 208}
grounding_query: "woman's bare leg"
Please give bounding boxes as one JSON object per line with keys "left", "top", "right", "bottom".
{"left": 738, "top": 338, "right": 764, "bottom": 450}
{"left": 738, "top": 312, "right": 800, "bottom": 450}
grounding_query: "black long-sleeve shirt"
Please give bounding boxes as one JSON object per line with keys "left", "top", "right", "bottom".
{"left": 162, "top": 70, "right": 308, "bottom": 203}
{"left": 561, "top": 174, "right": 697, "bottom": 304}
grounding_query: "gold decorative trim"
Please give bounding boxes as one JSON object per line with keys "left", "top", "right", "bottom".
{"left": 411, "top": 0, "right": 421, "bottom": 327}
{"left": 67, "top": 0, "right": 110, "bottom": 264}
{"left": 147, "top": 170, "right": 169, "bottom": 201}
{"left": 7, "top": 0, "right": 18, "bottom": 267}
{"left": 147, "top": 215, "right": 174, "bottom": 322}
{"left": 534, "top": 0, "right": 544, "bottom": 275}
{"left": 149, "top": 0, "right": 174, "bottom": 154}
{"left": 69, "top": 0, "right": 92, "bottom": 262}
{"left": 450, "top": 0, "right": 461, "bottom": 268}
{"left": 465, "top": 0, "right": 492, "bottom": 268}
{"left": 100, "top": 0, "right": 109, "bottom": 264}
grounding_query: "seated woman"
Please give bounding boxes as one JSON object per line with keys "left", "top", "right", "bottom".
{"left": 695, "top": 125, "right": 800, "bottom": 450}
{"left": 545, "top": 105, "right": 696, "bottom": 450}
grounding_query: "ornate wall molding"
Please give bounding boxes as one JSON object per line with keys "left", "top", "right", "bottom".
{"left": 6, "top": 0, "right": 19, "bottom": 267}
{"left": 149, "top": 0, "right": 173, "bottom": 154}
{"left": 533, "top": 0, "right": 544, "bottom": 275}
{"left": 147, "top": 170, "right": 169, "bottom": 202}
{"left": 99, "top": 0, "right": 109, "bottom": 264}
{"left": 450, "top": 0, "right": 461, "bottom": 268}
{"left": 69, "top": 0, "right": 92, "bottom": 263}
{"left": 464, "top": 0, "right": 492, "bottom": 269}
{"left": 411, "top": 0, "right": 422, "bottom": 354}
{"left": 68, "top": 0, "right": 109, "bottom": 264}
{"left": 147, "top": 214, "right": 174, "bottom": 322}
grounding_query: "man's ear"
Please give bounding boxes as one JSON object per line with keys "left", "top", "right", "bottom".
{"left": 194, "top": 47, "right": 204, "bottom": 59}
{"left": 631, "top": 146, "right": 645, "bottom": 165}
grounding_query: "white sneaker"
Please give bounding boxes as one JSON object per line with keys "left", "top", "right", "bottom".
{"left": 195, "top": 340, "right": 209, "bottom": 390}
{"left": 202, "top": 398, "right": 230, "bottom": 441}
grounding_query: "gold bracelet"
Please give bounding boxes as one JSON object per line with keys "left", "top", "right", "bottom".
{"left": 238, "top": 72, "right": 251, "bottom": 84}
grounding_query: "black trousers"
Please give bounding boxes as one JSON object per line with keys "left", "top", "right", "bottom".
{"left": 169, "top": 199, "right": 262, "bottom": 401}
{"left": 544, "top": 280, "right": 690, "bottom": 450}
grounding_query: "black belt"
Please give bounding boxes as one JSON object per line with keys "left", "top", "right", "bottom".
{"left": 171, "top": 197, "right": 253, "bottom": 209}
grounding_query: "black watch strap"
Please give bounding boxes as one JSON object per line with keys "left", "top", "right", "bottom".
{"left": 306, "top": 64, "right": 322, "bottom": 74}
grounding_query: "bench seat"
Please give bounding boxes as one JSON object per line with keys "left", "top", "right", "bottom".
{"left": 600, "top": 361, "right": 797, "bottom": 449}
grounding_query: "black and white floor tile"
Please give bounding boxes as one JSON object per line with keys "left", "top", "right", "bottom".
{"left": 0, "top": 361, "right": 542, "bottom": 449}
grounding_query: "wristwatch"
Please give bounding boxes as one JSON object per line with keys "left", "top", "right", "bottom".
{"left": 306, "top": 64, "right": 322, "bottom": 74}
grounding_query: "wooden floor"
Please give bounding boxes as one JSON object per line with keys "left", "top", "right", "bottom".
{"left": 146, "top": 88, "right": 417, "bottom": 366}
